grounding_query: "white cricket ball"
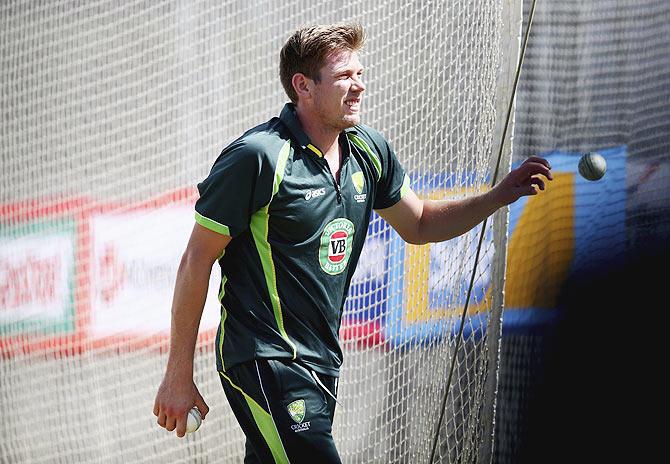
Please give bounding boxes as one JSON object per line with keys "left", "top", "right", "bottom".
{"left": 578, "top": 152, "right": 607, "bottom": 181}
{"left": 186, "top": 407, "right": 202, "bottom": 434}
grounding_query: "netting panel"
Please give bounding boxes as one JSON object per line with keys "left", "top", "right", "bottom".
{"left": 495, "top": 0, "right": 670, "bottom": 461}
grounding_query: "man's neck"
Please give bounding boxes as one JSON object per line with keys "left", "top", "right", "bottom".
{"left": 295, "top": 105, "right": 340, "bottom": 158}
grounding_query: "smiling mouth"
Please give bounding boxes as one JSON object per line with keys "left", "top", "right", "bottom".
{"left": 345, "top": 99, "right": 361, "bottom": 110}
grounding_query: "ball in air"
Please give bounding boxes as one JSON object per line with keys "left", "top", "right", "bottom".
{"left": 186, "top": 407, "right": 202, "bottom": 433}
{"left": 578, "top": 152, "right": 607, "bottom": 181}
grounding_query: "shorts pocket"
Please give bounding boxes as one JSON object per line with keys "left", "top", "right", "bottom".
{"left": 268, "top": 360, "right": 329, "bottom": 424}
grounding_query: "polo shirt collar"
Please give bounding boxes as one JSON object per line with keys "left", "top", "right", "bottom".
{"left": 279, "top": 103, "right": 359, "bottom": 161}
{"left": 286, "top": 103, "right": 354, "bottom": 158}
{"left": 279, "top": 103, "right": 324, "bottom": 157}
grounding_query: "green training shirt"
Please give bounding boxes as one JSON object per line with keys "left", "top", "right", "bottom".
{"left": 195, "top": 103, "right": 410, "bottom": 376}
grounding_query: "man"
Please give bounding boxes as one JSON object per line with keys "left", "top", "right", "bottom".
{"left": 154, "top": 23, "right": 551, "bottom": 463}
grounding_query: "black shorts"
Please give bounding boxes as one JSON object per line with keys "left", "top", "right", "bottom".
{"left": 219, "top": 359, "right": 341, "bottom": 464}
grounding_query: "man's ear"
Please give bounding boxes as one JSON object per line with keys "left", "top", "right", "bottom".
{"left": 292, "top": 73, "right": 312, "bottom": 101}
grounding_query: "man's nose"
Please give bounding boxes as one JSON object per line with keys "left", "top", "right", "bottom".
{"left": 352, "top": 76, "right": 366, "bottom": 92}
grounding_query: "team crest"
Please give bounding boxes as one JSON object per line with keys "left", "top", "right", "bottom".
{"left": 287, "top": 399, "right": 306, "bottom": 424}
{"left": 352, "top": 171, "right": 366, "bottom": 203}
{"left": 319, "top": 218, "right": 355, "bottom": 275}
{"left": 351, "top": 171, "right": 365, "bottom": 194}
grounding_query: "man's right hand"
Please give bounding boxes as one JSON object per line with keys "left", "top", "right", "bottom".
{"left": 153, "top": 373, "right": 210, "bottom": 438}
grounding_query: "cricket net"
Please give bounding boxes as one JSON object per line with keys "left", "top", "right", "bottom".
{"left": 494, "top": 0, "right": 670, "bottom": 462}
{"left": 0, "top": 1, "right": 520, "bottom": 462}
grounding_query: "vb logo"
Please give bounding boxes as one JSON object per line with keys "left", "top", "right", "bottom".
{"left": 329, "top": 232, "right": 347, "bottom": 263}
{"left": 319, "top": 218, "right": 354, "bottom": 275}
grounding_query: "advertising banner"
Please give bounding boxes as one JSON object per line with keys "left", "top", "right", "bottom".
{"left": 89, "top": 204, "right": 222, "bottom": 338}
{"left": 0, "top": 219, "right": 76, "bottom": 336}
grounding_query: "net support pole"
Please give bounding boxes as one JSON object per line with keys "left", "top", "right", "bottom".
{"left": 479, "top": 0, "right": 525, "bottom": 462}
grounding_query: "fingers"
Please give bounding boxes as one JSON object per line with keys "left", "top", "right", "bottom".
{"left": 517, "top": 174, "right": 545, "bottom": 197}
{"left": 155, "top": 401, "right": 204, "bottom": 438}
{"left": 165, "top": 414, "right": 177, "bottom": 432}
{"left": 155, "top": 406, "right": 186, "bottom": 437}
{"left": 175, "top": 414, "right": 187, "bottom": 438}
{"left": 515, "top": 180, "right": 538, "bottom": 196}
{"left": 496, "top": 156, "right": 553, "bottom": 203}
{"left": 518, "top": 156, "right": 553, "bottom": 180}
{"left": 156, "top": 409, "right": 167, "bottom": 428}
{"left": 530, "top": 175, "right": 545, "bottom": 191}
{"left": 154, "top": 381, "right": 206, "bottom": 438}
{"left": 517, "top": 161, "right": 553, "bottom": 181}
{"left": 195, "top": 397, "right": 210, "bottom": 420}
{"left": 524, "top": 155, "right": 552, "bottom": 170}
{"left": 154, "top": 395, "right": 167, "bottom": 429}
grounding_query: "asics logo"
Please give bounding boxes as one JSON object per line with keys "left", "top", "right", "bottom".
{"left": 305, "top": 188, "right": 326, "bottom": 201}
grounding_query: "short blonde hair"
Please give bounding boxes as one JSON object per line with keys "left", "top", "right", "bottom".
{"left": 280, "top": 23, "right": 365, "bottom": 103}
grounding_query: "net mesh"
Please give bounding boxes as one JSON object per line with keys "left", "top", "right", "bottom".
{"left": 0, "top": 1, "right": 520, "bottom": 462}
{"left": 495, "top": 0, "right": 670, "bottom": 462}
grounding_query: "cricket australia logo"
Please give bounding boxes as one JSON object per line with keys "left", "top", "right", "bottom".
{"left": 319, "top": 218, "right": 355, "bottom": 275}
{"left": 351, "top": 171, "right": 366, "bottom": 203}
{"left": 287, "top": 399, "right": 305, "bottom": 423}
{"left": 287, "top": 399, "right": 310, "bottom": 432}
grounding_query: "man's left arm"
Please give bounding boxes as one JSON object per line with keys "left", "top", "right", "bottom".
{"left": 376, "top": 156, "right": 552, "bottom": 245}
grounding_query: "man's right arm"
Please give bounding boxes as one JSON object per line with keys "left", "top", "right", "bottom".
{"left": 153, "top": 222, "right": 231, "bottom": 438}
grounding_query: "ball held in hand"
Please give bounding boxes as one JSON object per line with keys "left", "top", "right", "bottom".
{"left": 186, "top": 407, "right": 202, "bottom": 433}
{"left": 578, "top": 152, "right": 606, "bottom": 181}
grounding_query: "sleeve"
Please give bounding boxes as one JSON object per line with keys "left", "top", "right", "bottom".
{"left": 194, "top": 139, "right": 274, "bottom": 238}
{"left": 357, "top": 126, "right": 411, "bottom": 210}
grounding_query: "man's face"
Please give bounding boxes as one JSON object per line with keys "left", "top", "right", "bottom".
{"left": 309, "top": 49, "right": 366, "bottom": 130}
